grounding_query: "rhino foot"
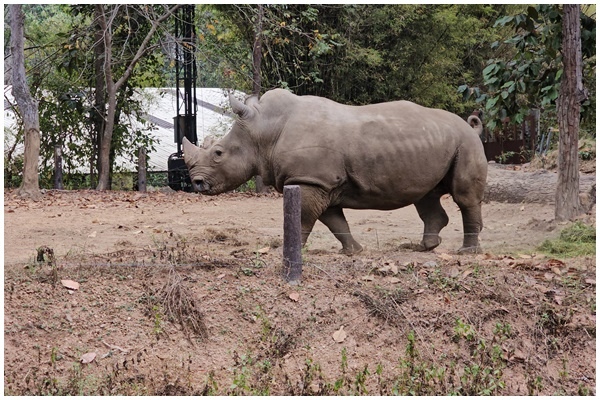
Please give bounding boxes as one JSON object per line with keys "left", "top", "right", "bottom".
{"left": 418, "top": 236, "right": 442, "bottom": 252}
{"left": 457, "top": 246, "right": 481, "bottom": 254}
{"left": 339, "top": 245, "right": 363, "bottom": 256}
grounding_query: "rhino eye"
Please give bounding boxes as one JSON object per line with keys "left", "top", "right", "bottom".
{"left": 215, "top": 149, "right": 223, "bottom": 157}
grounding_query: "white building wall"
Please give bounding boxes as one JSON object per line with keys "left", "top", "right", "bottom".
{"left": 3, "top": 87, "right": 239, "bottom": 173}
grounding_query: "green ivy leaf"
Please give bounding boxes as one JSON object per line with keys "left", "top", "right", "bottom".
{"left": 494, "top": 15, "right": 514, "bottom": 27}
{"left": 482, "top": 63, "right": 498, "bottom": 79}
{"left": 485, "top": 96, "right": 499, "bottom": 110}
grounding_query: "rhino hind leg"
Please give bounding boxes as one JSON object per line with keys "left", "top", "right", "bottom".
{"left": 450, "top": 165, "right": 485, "bottom": 254}
{"left": 414, "top": 191, "right": 449, "bottom": 251}
{"left": 318, "top": 207, "right": 363, "bottom": 255}
{"left": 455, "top": 204, "right": 483, "bottom": 254}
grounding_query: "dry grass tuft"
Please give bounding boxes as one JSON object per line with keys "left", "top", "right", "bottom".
{"left": 146, "top": 267, "right": 208, "bottom": 340}
{"left": 353, "top": 288, "right": 410, "bottom": 326}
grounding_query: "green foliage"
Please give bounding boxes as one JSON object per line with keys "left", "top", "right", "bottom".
{"left": 5, "top": 5, "right": 167, "bottom": 189}
{"left": 198, "top": 5, "right": 338, "bottom": 94}
{"left": 203, "top": 5, "right": 504, "bottom": 114}
{"left": 538, "top": 221, "right": 596, "bottom": 257}
{"left": 4, "top": 127, "right": 24, "bottom": 188}
{"left": 578, "top": 138, "right": 596, "bottom": 160}
{"left": 460, "top": 5, "right": 596, "bottom": 132}
{"left": 315, "top": 5, "right": 503, "bottom": 113}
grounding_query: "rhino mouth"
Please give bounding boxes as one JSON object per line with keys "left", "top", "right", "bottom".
{"left": 191, "top": 178, "right": 212, "bottom": 194}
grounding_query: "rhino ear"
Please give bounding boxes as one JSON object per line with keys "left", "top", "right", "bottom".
{"left": 182, "top": 137, "right": 202, "bottom": 165}
{"left": 230, "top": 94, "right": 254, "bottom": 120}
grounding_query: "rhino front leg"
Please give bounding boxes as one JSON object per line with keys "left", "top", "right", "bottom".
{"left": 297, "top": 185, "right": 329, "bottom": 248}
{"left": 414, "top": 191, "right": 449, "bottom": 251}
{"left": 318, "top": 207, "right": 363, "bottom": 255}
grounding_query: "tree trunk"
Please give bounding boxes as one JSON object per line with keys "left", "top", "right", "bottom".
{"left": 95, "top": 5, "right": 113, "bottom": 190}
{"left": 252, "top": 4, "right": 264, "bottom": 95}
{"left": 91, "top": 4, "right": 107, "bottom": 189}
{"left": 252, "top": 5, "right": 270, "bottom": 194}
{"left": 10, "top": 4, "right": 42, "bottom": 201}
{"left": 484, "top": 165, "right": 595, "bottom": 212}
{"left": 95, "top": 5, "right": 181, "bottom": 190}
{"left": 555, "top": 4, "right": 587, "bottom": 220}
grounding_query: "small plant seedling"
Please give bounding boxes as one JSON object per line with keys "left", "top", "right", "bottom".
{"left": 454, "top": 318, "right": 476, "bottom": 342}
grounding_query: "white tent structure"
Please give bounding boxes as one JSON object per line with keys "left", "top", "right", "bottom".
{"left": 4, "top": 87, "right": 238, "bottom": 174}
{"left": 135, "top": 88, "right": 237, "bottom": 171}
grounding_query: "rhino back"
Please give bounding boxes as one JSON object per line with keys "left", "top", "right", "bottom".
{"left": 262, "top": 93, "right": 482, "bottom": 209}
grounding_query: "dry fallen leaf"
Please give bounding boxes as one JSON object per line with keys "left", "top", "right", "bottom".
{"left": 501, "top": 257, "right": 515, "bottom": 266}
{"left": 511, "top": 349, "right": 526, "bottom": 363}
{"left": 461, "top": 269, "right": 474, "bottom": 279}
{"left": 585, "top": 278, "right": 596, "bottom": 286}
{"left": 332, "top": 326, "right": 347, "bottom": 343}
{"left": 449, "top": 266, "right": 460, "bottom": 278}
{"left": 61, "top": 279, "right": 80, "bottom": 291}
{"left": 535, "top": 285, "right": 552, "bottom": 294}
{"left": 438, "top": 253, "right": 453, "bottom": 261}
{"left": 377, "top": 265, "right": 390, "bottom": 273}
{"left": 256, "top": 247, "right": 270, "bottom": 254}
{"left": 361, "top": 275, "right": 374, "bottom": 281}
{"left": 289, "top": 292, "right": 300, "bottom": 302}
{"left": 80, "top": 352, "right": 96, "bottom": 364}
{"left": 88, "top": 231, "right": 97, "bottom": 238}
{"left": 523, "top": 276, "right": 536, "bottom": 286}
{"left": 475, "top": 253, "right": 494, "bottom": 261}
{"left": 390, "top": 264, "right": 399, "bottom": 274}
{"left": 545, "top": 258, "right": 566, "bottom": 268}
{"left": 386, "top": 277, "right": 401, "bottom": 284}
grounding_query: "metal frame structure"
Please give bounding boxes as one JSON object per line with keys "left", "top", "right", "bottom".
{"left": 168, "top": 5, "right": 197, "bottom": 191}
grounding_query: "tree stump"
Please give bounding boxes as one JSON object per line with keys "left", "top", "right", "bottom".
{"left": 138, "top": 147, "right": 147, "bottom": 192}
{"left": 53, "top": 145, "right": 63, "bottom": 190}
{"left": 282, "top": 185, "right": 302, "bottom": 284}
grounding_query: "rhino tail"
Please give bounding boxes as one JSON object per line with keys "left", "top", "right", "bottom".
{"left": 467, "top": 115, "right": 483, "bottom": 138}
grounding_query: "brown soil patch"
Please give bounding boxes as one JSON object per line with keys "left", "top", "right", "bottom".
{"left": 4, "top": 189, "right": 596, "bottom": 395}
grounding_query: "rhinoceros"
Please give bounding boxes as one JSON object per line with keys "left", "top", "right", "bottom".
{"left": 183, "top": 89, "right": 487, "bottom": 254}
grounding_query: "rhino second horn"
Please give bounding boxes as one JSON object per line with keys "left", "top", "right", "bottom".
{"left": 229, "top": 94, "right": 254, "bottom": 119}
{"left": 202, "top": 136, "right": 216, "bottom": 149}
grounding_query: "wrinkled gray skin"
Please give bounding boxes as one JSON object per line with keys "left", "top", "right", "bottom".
{"left": 184, "top": 89, "right": 487, "bottom": 254}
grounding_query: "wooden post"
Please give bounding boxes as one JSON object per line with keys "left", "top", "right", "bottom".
{"left": 138, "top": 147, "right": 147, "bottom": 192}
{"left": 283, "top": 185, "right": 302, "bottom": 284}
{"left": 53, "top": 145, "right": 63, "bottom": 189}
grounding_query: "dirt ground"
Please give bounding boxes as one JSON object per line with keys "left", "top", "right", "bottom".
{"left": 3, "top": 183, "right": 596, "bottom": 395}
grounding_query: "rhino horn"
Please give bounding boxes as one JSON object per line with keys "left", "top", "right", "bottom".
{"left": 230, "top": 94, "right": 254, "bottom": 119}
{"left": 202, "top": 135, "right": 216, "bottom": 149}
{"left": 182, "top": 137, "right": 202, "bottom": 165}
